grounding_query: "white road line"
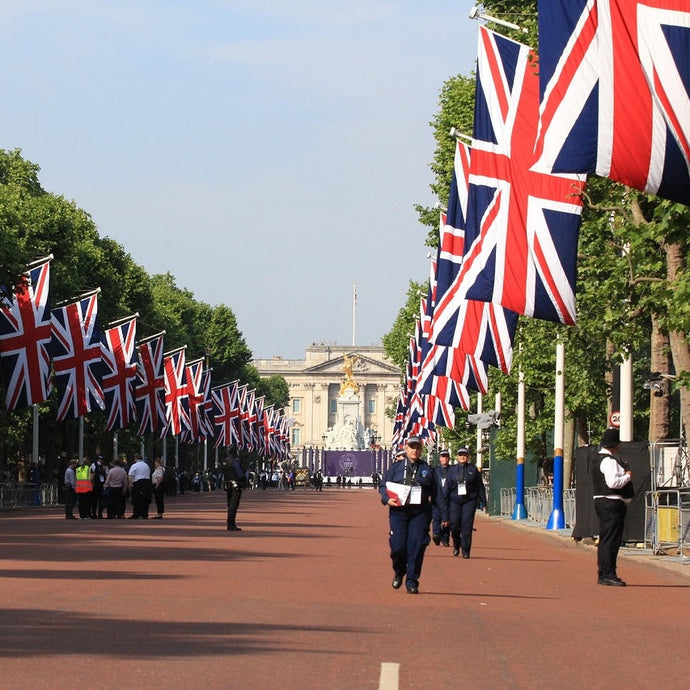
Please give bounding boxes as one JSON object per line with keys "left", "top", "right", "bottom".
{"left": 379, "top": 662, "right": 399, "bottom": 690}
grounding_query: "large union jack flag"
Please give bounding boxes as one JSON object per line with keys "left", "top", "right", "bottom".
{"left": 135, "top": 332, "right": 166, "bottom": 436}
{"left": 212, "top": 380, "right": 240, "bottom": 448}
{"left": 0, "top": 256, "right": 53, "bottom": 410}
{"left": 429, "top": 140, "right": 517, "bottom": 373}
{"left": 180, "top": 357, "right": 204, "bottom": 443}
{"left": 456, "top": 27, "right": 586, "bottom": 326}
{"left": 101, "top": 315, "right": 138, "bottom": 431}
{"left": 51, "top": 290, "right": 105, "bottom": 420}
{"left": 535, "top": 0, "right": 690, "bottom": 205}
{"left": 161, "top": 346, "right": 189, "bottom": 438}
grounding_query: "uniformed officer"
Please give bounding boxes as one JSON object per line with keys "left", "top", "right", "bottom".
{"left": 379, "top": 436, "right": 441, "bottom": 594}
{"left": 222, "top": 445, "right": 245, "bottom": 531}
{"left": 432, "top": 450, "right": 452, "bottom": 547}
{"left": 443, "top": 447, "right": 487, "bottom": 558}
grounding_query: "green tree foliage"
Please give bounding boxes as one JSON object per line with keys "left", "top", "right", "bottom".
{"left": 0, "top": 149, "right": 287, "bottom": 473}
{"left": 382, "top": 280, "right": 426, "bottom": 370}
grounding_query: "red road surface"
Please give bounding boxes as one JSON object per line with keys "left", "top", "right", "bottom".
{"left": 1, "top": 488, "right": 689, "bottom": 689}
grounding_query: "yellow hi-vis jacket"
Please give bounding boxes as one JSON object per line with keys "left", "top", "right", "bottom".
{"left": 76, "top": 464, "right": 92, "bottom": 493}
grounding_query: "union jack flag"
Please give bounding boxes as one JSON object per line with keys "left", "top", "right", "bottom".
{"left": 535, "top": 0, "right": 690, "bottom": 205}
{"left": 161, "top": 346, "right": 188, "bottom": 438}
{"left": 428, "top": 141, "right": 518, "bottom": 372}
{"left": 51, "top": 290, "right": 105, "bottom": 421}
{"left": 180, "top": 357, "right": 205, "bottom": 443}
{"left": 0, "top": 256, "right": 53, "bottom": 409}
{"left": 456, "top": 27, "right": 586, "bottom": 326}
{"left": 135, "top": 332, "right": 166, "bottom": 436}
{"left": 101, "top": 315, "right": 138, "bottom": 431}
{"left": 198, "top": 368, "right": 214, "bottom": 439}
{"left": 212, "top": 380, "right": 240, "bottom": 448}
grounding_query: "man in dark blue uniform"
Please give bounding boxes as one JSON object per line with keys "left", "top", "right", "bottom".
{"left": 432, "top": 450, "right": 452, "bottom": 547}
{"left": 379, "top": 436, "right": 440, "bottom": 594}
{"left": 443, "top": 447, "right": 487, "bottom": 558}
{"left": 222, "top": 445, "right": 245, "bottom": 531}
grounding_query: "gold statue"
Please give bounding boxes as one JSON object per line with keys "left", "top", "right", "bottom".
{"left": 339, "top": 353, "right": 360, "bottom": 396}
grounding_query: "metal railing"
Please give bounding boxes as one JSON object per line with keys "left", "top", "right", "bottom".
{"left": 0, "top": 483, "right": 60, "bottom": 508}
{"left": 500, "top": 486, "right": 576, "bottom": 527}
{"left": 644, "top": 488, "right": 690, "bottom": 557}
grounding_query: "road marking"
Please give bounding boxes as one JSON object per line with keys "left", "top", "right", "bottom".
{"left": 379, "top": 662, "right": 399, "bottom": 690}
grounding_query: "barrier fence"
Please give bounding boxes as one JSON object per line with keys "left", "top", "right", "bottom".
{"left": 500, "top": 486, "right": 576, "bottom": 527}
{"left": 0, "top": 483, "right": 60, "bottom": 509}
{"left": 644, "top": 488, "right": 690, "bottom": 556}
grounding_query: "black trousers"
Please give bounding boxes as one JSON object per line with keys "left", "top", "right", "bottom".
{"left": 594, "top": 497, "right": 627, "bottom": 578}
{"left": 64, "top": 487, "right": 76, "bottom": 517}
{"left": 226, "top": 486, "right": 243, "bottom": 527}
{"left": 154, "top": 485, "right": 165, "bottom": 515}
{"left": 449, "top": 498, "right": 478, "bottom": 555}
{"left": 131, "top": 479, "right": 152, "bottom": 518}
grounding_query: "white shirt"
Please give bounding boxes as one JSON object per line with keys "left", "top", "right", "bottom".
{"left": 594, "top": 448, "right": 632, "bottom": 503}
{"left": 128, "top": 459, "right": 151, "bottom": 482}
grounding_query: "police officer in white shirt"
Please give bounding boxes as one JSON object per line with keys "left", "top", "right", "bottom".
{"left": 128, "top": 454, "right": 152, "bottom": 519}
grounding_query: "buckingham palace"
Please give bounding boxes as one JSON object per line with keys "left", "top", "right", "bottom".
{"left": 252, "top": 343, "right": 402, "bottom": 452}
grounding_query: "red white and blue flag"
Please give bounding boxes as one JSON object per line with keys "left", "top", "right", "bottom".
{"left": 457, "top": 27, "right": 586, "bottom": 326}
{"left": 535, "top": 0, "right": 690, "bottom": 205}
{"left": 101, "top": 315, "right": 138, "bottom": 431}
{"left": 212, "top": 380, "right": 240, "bottom": 448}
{"left": 0, "top": 256, "right": 53, "bottom": 410}
{"left": 198, "top": 368, "right": 214, "bottom": 440}
{"left": 429, "top": 141, "right": 517, "bottom": 373}
{"left": 180, "top": 357, "right": 205, "bottom": 443}
{"left": 50, "top": 290, "right": 105, "bottom": 420}
{"left": 161, "top": 346, "right": 188, "bottom": 438}
{"left": 135, "top": 332, "right": 166, "bottom": 436}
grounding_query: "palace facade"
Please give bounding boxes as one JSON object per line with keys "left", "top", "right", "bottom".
{"left": 252, "top": 344, "right": 402, "bottom": 451}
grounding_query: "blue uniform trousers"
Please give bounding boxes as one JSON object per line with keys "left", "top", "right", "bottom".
{"left": 432, "top": 505, "right": 450, "bottom": 545}
{"left": 388, "top": 507, "right": 431, "bottom": 589}
{"left": 449, "top": 498, "right": 477, "bottom": 556}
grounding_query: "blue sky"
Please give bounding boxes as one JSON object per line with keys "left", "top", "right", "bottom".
{"left": 1, "top": 1, "right": 479, "bottom": 360}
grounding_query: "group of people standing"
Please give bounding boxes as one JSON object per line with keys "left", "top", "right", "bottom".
{"left": 63, "top": 454, "right": 168, "bottom": 521}
{"left": 379, "top": 437, "right": 486, "bottom": 594}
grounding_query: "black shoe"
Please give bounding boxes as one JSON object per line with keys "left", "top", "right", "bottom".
{"left": 392, "top": 575, "right": 403, "bottom": 590}
{"left": 462, "top": 553, "right": 470, "bottom": 559}
{"left": 406, "top": 586, "right": 419, "bottom": 594}
{"left": 227, "top": 525, "right": 242, "bottom": 531}
{"left": 598, "top": 577, "right": 626, "bottom": 586}
{"left": 432, "top": 534, "right": 441, "bottom": 546}
{"left": 441, "top": 542, "right": 450, "bottom": 547}
{"left": 453, "top": 548, "right": 460, "bottom": 557}
{"left": 65, "top": 515, "right": 77, "bottom": 519}
{"left": 128, "top": 515, "right": 138, "bottom": 519}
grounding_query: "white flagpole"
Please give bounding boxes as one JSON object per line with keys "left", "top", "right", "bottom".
{"left": 547, "top": 337, "right": 566, "bottom": 529}
{"left": 620, "top": 350, "right": 633, "bottom": 441}
{"left": 352, "top": 282, "right": 357, "bottom": 347}
{"left": 475, "top": 393, "right": 483, "bottom": 470}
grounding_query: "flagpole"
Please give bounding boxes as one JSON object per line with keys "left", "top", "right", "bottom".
{"left": 352, "top": 282, "right": 357, "bottom": 347}
{"left": 113, "top": 430, "right": 118, "bottom": 464}
{"left": 547, "top": 337, "right": 566, "bottom": 529}
{"left": 620, "top": 349, "right": 633, "bottom": 441}
{"left": 78, "top": 416, "right": 84, "bottom": 464}
{"left": 512, "top": 361, "right": 528, "bottom": 520}
{"left": 32, "top": 404, "right": 39, "bottom": 465}
{"left": 475, "top": 393, "right": 483, "bottom": 470}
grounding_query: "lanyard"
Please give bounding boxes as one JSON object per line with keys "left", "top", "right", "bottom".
{"left": 404, "top": 460, "right": 419, "bottom": 486}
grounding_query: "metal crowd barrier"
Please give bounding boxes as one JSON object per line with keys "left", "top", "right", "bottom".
{"left": 644, "top": 488, "right": 690, "bottom": 556}
{"left": 500, "top": 486, "right": 576, "bottom": 527}
{"left": 0, "top": 483, "right": 60, "bottom": 508}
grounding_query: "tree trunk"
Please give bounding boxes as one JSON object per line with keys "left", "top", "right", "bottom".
{"left": 563, "top": 414, "right": 576, "bottom": 488}
{"left": 649, "top": 314, "right": 671, "bottom": 441}
{"left": 664, "top": 241, "right": 690, "bottom": 440}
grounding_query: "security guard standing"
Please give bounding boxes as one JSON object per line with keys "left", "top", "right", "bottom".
{"left": 432, "top": 450, "right": 452, "bottom": 547}
{"left": 443, "top": 447, "right": 486, "bottom": 558}
{"left": 222, "top": 445, "right": 245, "bottom": 531}
{"left": 379, "top": 436, "right": 440, "bottom": 594}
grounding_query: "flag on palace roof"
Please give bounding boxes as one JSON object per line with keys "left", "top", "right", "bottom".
{"left": 101, "top": 315, "right": 138, "bottom": 431}
{"left": 135, "top": 332, "right": 166, "bottom": 436}
{"left": 456, "top": 26, "right": 585, "bottom": 326}
{"left": 51, "top": 289, "right": 105, "bottom": 421}
{"left": 0, "top": 256, "right": 53, "bottom": 410}
{"left": 534, "top": 0, "right": 690, "bottom": 206}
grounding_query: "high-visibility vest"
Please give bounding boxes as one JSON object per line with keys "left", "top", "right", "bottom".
{"left": 76, "top": 465, "right": 92, "bottom": 493}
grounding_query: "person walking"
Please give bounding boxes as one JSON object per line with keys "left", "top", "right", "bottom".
{"left": 222, "top": 445, "right": 245, "bottom": 531}
{"left": 75, "top": 458, "right": 93, "bottom": 519}
{"left": 90, "top": 455, "right": 108, "bottom": 519}
{"left": 432, "top": 450, "right": 452, "bottom": 547}
{"left": 379, "top": 436, "right": 441, "bottom": 594}
{"left": 443, "top": 447, "right": 487, "bottom": 559}
{"left": 592, "top": 428, "right": 634, "bottom": 586}
{"left": 63, "top": 459, "right": 78, "bottom": 519}
{"left": 151, "top": 458, "right": 166, "bottom": 519}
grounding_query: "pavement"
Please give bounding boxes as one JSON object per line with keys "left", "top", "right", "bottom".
{"left": 2, "top": 488, "right": 690, "bottom": 690}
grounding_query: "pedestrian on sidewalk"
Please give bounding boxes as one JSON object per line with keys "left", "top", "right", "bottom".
{"left": 379, "top": 436, "right": 441, "bottom": 594}
{"left": 432, "top": 450, "right": 451, "bottom": 547}
{"left": 63, "top": 459, "right": 78, "bottom": 519}
{"left": 222, "top": 445, "right": 245, "bottom": 531}
{"left": 592, "top": 428, "right": 634, "bottom": 586}
{"left": 151, "top": 458, "right": 166, "bottom": 519}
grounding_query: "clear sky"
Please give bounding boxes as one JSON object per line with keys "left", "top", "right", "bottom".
{"left": 1, "top": 1, "right": 479, "bottom": 360}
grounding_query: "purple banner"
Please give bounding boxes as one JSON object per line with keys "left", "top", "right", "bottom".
{"left": 324, "top": 450, "right": 389, "bottom": 477}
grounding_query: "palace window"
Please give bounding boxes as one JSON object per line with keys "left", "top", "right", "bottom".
{"left": 367, "top": 398, "right": 376, "bottom": 415}
{"left": 292, "top": 398, "right": 301, "bottom": 414}
{"left": 291, "top": 427, "right": 301, "bottom": 446}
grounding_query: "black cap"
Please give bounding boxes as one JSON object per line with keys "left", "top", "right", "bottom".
{"left": 601, "top": 428, "right": 620, "bottom": 448}
{"left": 457, "top": 447, "right": 470, "bottom": 455}
{"left": 406, "top": 436, "right": 423, "bottom": 446}
{"left": 439, "top": 450, "right": 450, "bottom": 457}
